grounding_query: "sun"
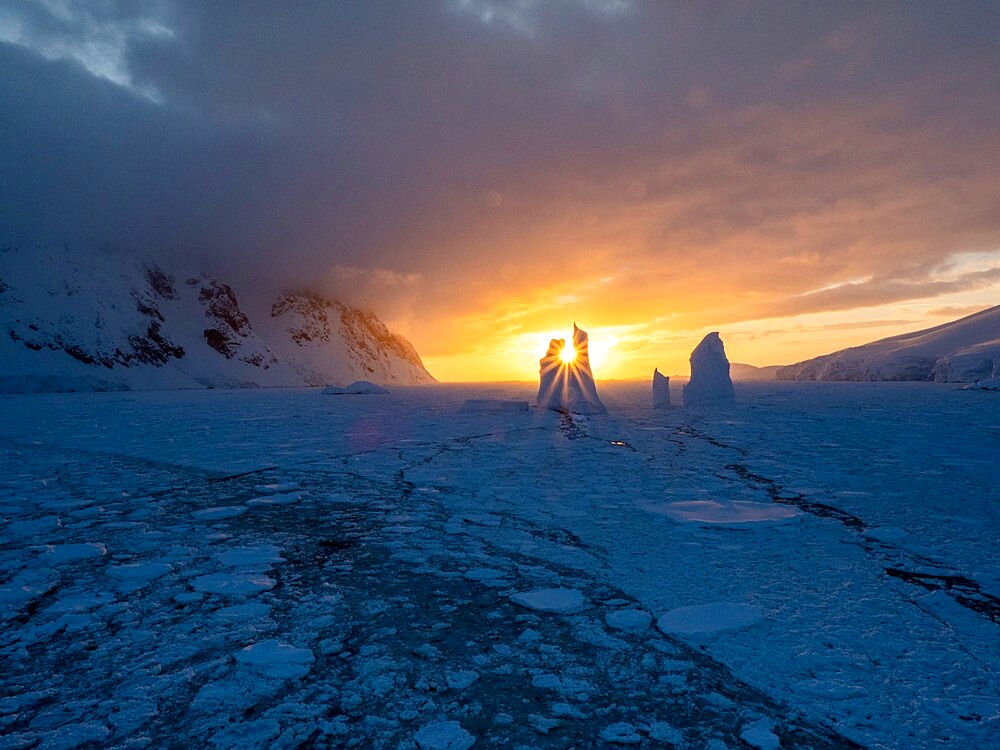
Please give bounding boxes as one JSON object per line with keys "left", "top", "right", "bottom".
{"left": 559, "top": 344, "right": 577, "bottom": 364}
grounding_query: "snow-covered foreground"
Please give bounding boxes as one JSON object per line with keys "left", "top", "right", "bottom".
{"left": 1, "top": 382, "right": 997, "bottom": 749}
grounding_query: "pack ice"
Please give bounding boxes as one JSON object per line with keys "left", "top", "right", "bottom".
{"left": 683, "top": 332, "right": 736, "bottom": 407}
{"left": 322, "top": 381, "right": 389, "bottom": 395}
{"left": 537, "top": 324, "right": 607, "bottom": 415}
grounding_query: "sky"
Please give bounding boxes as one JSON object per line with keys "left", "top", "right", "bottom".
{"left": 1, "top": 0, "right": 998, "bottom": 381}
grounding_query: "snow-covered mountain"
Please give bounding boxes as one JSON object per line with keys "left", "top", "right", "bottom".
{"left": 730, "top": 363, "right": 782, "bottom": 381}
{"left": 0, "top": 246, "right": 435, "bottom": 392}
{"left": 777, "top": 305, "right": 1000, "bottom": 382}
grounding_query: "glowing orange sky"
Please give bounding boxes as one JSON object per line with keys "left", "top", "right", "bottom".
{"left": 3, "top": 2, "right": 997, "bottom": 380}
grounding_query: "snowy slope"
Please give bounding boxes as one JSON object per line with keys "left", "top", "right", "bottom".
{"left": 0, "top": 246, "right": 434, "bottom": 392}
{"left": 730, "top": 363, "right": 782, "bottom": 381}
{"left": 777, "top": 305, "right": 1000, "bottom": 382}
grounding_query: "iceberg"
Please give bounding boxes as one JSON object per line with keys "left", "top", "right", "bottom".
{"left": 537, "top": 324, "right": 607, "bottom": 415}
{"left": 683, "top": 332, "right": 735, "bottom": 406}
{"left": 321, "top": 380, "right": 389, "bottom": 395}
{"left": 652, "top": 368, "right": 671, "bottom": 408}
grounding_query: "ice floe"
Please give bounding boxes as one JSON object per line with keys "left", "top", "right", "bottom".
{"left": 740, "top": 717, "right": 781, "bottom": 749}
{"left": 191, "top": 572, "right": 276, "bottom": 595}
{"left": 647, "top": 499, "right": 801, "bottom": 524}
{"left": 600, "top": 721, "right": 642, "bottom": 744}
{"left": 413, "top": 720, "right": 475, "bottom": 750}
{"left": 656, "top": 602, "right": 764, "bottom": 635}
{"left": 247, "top": 491, "right": 304, "bottom": 506}
{"left": 510, "top": 588, "right": 587, "bottom": 614}
{"left": 191, "top": 506, "right": 247, "bottom": 520}
{"left": 235, "top": 640, "right": 315, "bottom": 679}
{"left": 215, "top": 545, "right": 285, "bottom": 567}
{"left": 604, "top": 608, "right": 652, "bottom": 633}
{"left": 107, "top": 561, "right": 173, "bottom": 592}
{"left": 42, "top": 542, "right": 107, "bottom": 563}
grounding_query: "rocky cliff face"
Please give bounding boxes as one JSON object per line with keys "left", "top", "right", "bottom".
{"left": 270, "top": 292, "right": 434, "bottom": 387}
{"left": 0, "top": 247, "right": 435, "bottom": 392}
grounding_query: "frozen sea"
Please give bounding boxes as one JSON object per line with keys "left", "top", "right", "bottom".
{"left": 0, "top": 382, "right": 997, "bottom": 749}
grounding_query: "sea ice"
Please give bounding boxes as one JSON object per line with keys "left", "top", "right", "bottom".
{"left": 107, "top": 562, "right": 173, "bottom": 592}
{"left": 43, "top": 542, "right": 107, "bottom": 563}
{"left": 235, "top": 640, "right": 315, "bottom": 679}
{"left": 445, "top": 670, "right": 479, "bottom": 689}
{"left": 253, "top": 482, "right": 298, "bottom": 493}
{"left": 210, "top": 718, "right": 281, "bottom": 748}
{"left": 215, "top": 545, "right": 285, "bottom": 567}
{"left": 740, "top": 717, "right": 781, "bottom": 750}
{"left": 321, "top": 380, "right": 389, "bottom": 395}
{"left": 683, "top": 332, "right": 735, "bottom": 406}
{"left": 191, "top": 506, "right": 247, "bottom": 520}
{"left": 652, "top": 368, "right": 671, "bottom": 408}
{"left": 648, "top": 721, "right": 684, "bottom": 744}
{"left": 191, "top": 572, "right": 276, "bottom": 596}
{"left": 462, "top": 567, "right": 508, "bottom": 583}
{"left": 537, "top": 324, "right": 607, "bottom": 415}
{"left": 647, "top": 499, "right": 801, "bottom": 524}
{"left": 656, "top": 602, "right": 764, "bottom": 635}
{"left": 604, "top": 608, "right": 652, "bottom": 633}
{"left": 510, "top": 588, "right": 587, "bottom": 614}
{"left": 247, "top": 491, "right": 304, "bottom": 506}
{"left": 600, "top": 722, "right": 642, "bottom": 744}
{"left": 459, "top": 399, "right": 529, "bottom": 413}
{"left": 413, "top": 720, "right": 475, "bottom": 750}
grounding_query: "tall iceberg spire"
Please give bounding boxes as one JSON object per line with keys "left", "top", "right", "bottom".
{"left": 537, "top": 324, "right": 607, "bottom": 414}
{"left": 652, "top": 368, "right": 671, "bottom": 408}
{"left": 682, "top": 332, "right": 735, "bottom": 406}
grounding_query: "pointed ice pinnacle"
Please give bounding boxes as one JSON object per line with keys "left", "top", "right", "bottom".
{"left": 537, "top": 324, "right": 607, "bottom": 414}
{"left": 652, "top": 368, "right": 671, "bottom": 408}
{"left": 682, "top": 332, "right": 735, "bottom": 407}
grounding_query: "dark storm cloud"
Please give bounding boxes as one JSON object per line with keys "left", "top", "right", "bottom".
{"left": 1, "top": 0, "right": 998, "bottom": 328}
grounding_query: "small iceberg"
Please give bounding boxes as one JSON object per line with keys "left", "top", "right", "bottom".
{"left": 683, "top": 332, "right": 735, "bottom": 407}
{"left": 652, "top": 368, "right": 671, "bottom": 408}
{"left": 321, "top": 380, "right": 389, "bottom": 395}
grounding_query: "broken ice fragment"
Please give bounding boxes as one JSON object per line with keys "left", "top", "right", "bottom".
{"left": 191, "top": 572, "right": 275, "bottom": 596}
{"left": 235, "top": 639, "right": 315, "bottom": 679}
{"left": 510, "top": 588, "right": 587, "bottom": 614}
{"left": 605, "top": 608, "right": 652, "bottom": 633}
{"left": 413, "top": 720, "right": 475, "bottom": 750}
